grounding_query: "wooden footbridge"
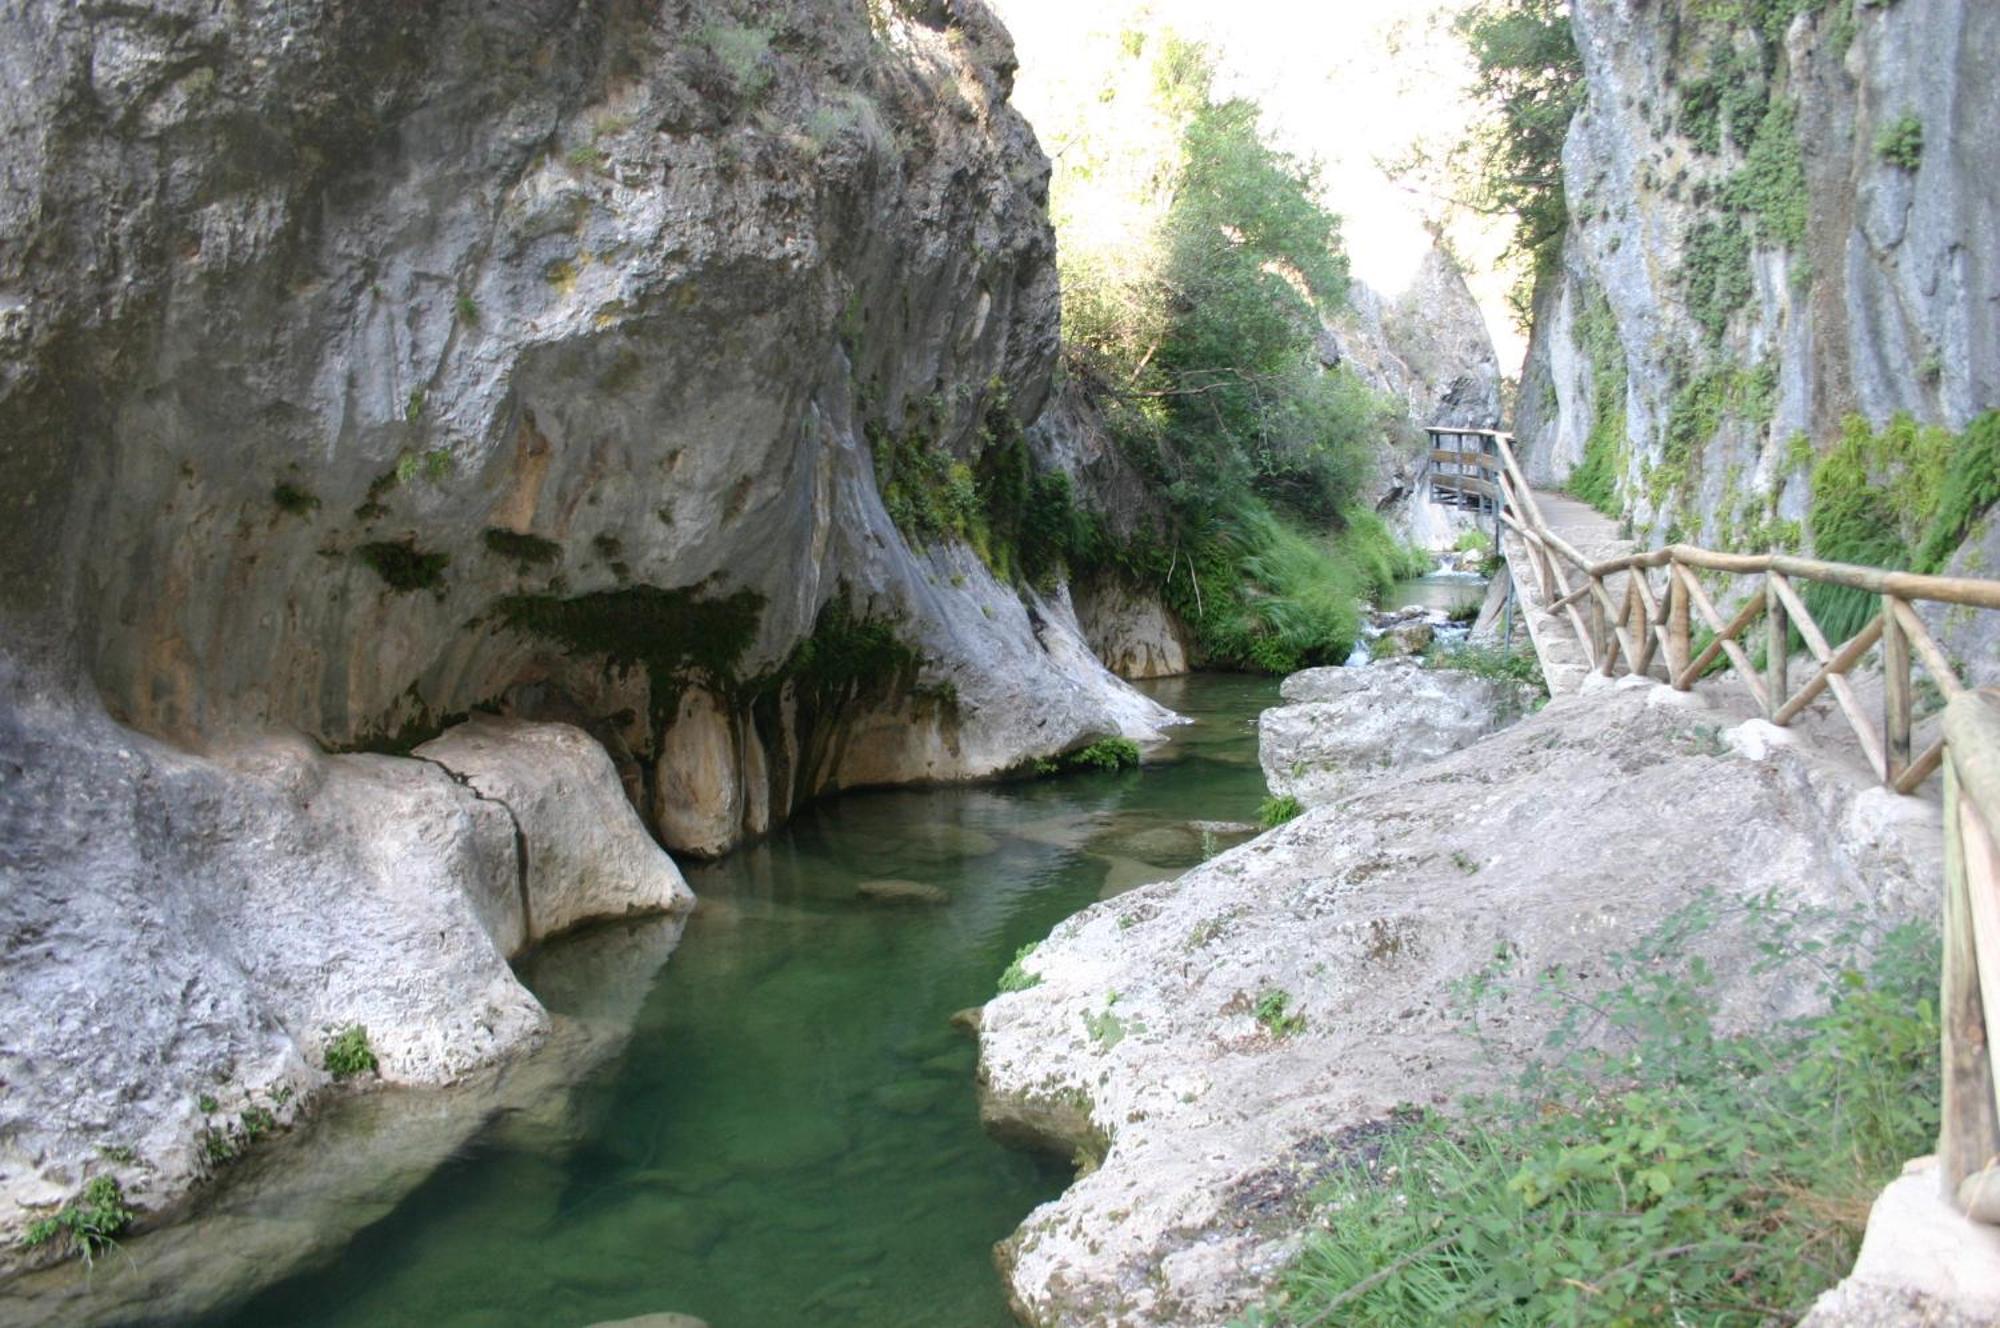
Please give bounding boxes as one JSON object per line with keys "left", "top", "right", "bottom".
{"left": 1424, "top": 425, "right": 2000, "bottom": 1228}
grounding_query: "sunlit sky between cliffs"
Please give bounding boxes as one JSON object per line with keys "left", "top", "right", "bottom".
{"left": 992, "top": 0, "right": 1527, "bottom": 375}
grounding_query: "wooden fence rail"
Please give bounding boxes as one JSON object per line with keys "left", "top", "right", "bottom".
{"left": 1457, "top": 427, "right": 2000, "bottom": 1225}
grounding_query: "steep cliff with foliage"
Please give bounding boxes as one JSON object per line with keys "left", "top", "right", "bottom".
{"left": 1513, "top": 0, "right": 1998, "bottom": 673}
{"left": 0, "top": 0, "right": 1177, "bottom": 1269}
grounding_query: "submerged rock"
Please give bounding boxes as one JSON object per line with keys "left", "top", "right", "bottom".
{"left": 1260, "top": 659, "right": 1539, "bottom": 807}
{"left": 979, "top": 680, "right": 1941, "bottom": 1327}
{"left": 855, "top": 879, "right": 951, "bottom": 906}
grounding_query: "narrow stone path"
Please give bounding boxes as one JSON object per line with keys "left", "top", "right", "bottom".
{"left": 1496, "top": 489, "right": 1636, "bottom": 697}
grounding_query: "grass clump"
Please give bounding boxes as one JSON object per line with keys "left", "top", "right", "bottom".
{"left": 1064, "top": 737, "right": 1142, "bottom": 773}
{"left": 1253, "top": 988, "right": 1306, "bottom": 1037}
{"left": 1424, "top": 641, "right": 1547, "bottom": 694}
{"left": 1258, "top": 794, "right": 1303, "bottom": 828}
{"left": 355, "top": 540, "right": 450, "bottom": 593}
{"left": 20, "top": 1176, "right": 133, "bottom": 1264}
{"left": 997, "top": 942, "right": 1042, "bottom": 994}
{"left": 1806, "top": 410, "right": 2000, "bottom": 641}
{"left": 1239, "top": 900, "right": 1940, "bottom": 1328}
{"left": 1875, "top": 113, "right": 1923, "bottom": 169}
{"left": 323, "top": 1024, "right": 379, "bottom": 1080}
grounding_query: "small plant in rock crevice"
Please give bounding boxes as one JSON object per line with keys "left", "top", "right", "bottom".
{"left": 1253, "top": 988, "right": 1306, "bottom": 1038}
{"left": 1258, "top": 794, "right": 1303, "bottom": 828}
{"left": 997, "top": 942, "right": 1042, "bottom": 994}
{"left": 1875, "top": 113, "right": 1923, "bottom": 170}
{"left": 323, "top": 1024, "right": 379, "bottom": 1080}
{"left": 19, "top": 1176, "right": 132, "bottom": 1264}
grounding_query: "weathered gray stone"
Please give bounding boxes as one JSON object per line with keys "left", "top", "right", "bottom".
{"left": 415, "top": 716, "right": 695, "bottom": 946}
{"left": 1516, "top": 0, "right": 1999, "bottom": 682}
{"left": 981, "top": 680, "right": 1941, "bottom": 1327}
{"left": 1800, "top": 1159, "right": 2000, "bottom": 1328}
{"left": 1261, "top": 660, "right": 1540, "bottom": 806}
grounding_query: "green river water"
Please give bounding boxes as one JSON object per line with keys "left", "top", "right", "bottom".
{"left": 208, "top": 673, "right": 1279, "bottom": 1328}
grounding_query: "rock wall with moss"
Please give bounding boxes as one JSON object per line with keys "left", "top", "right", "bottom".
{"left": 1517, "top": 0, "right": 1999, "bottom": 676}
{"left": 0, "top": 0, "right": 1175, "bottom": 859}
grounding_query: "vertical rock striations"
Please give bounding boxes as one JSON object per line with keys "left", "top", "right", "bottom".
{"left": 1517, "top": 1, "right": 1999, "bottom": 676}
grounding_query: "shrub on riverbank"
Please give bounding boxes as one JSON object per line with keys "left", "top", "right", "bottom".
{"left": 1237, "top": 899, "right": 1939, "bottom": 1326}
{"left": 1049, "top": 31, "right": 1424, "bottom": 673}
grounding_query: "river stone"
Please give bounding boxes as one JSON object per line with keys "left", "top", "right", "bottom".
{"left": 1262, "top": 660, "right": 1541, "bottom": 807}
{"left": 980, "top": 680, "right": 1943, "bottom": 1328}
{"left": 1094, "top": 823, "right": 1205, "bottom": 865}
{"left": 856, "top": 879, "right": 951, "bottom": 906}
{"left": 870, "top": 1078, "right": 950, "bottom": 1117}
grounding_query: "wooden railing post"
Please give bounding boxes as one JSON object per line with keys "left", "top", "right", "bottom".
{"left": 1667, "top": 558, "right": 1691, "bottom": 688}
{"left": 1884, "top": 596, "right": 1912, "bottom": 784}
{"left": 1588, "top": 577, "right": 1607, "bottom": 673}
{"left": 1942, "top": 693, "right": 2000, "bottom": 1222}
{"left": 1765, "top": 576, "right": 1788, "bottom": 720}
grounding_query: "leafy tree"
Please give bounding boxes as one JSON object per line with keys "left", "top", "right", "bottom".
{"left": 1051, "top": 32, "right": 1422, "bottom": 671}
{"left": 1453, "top": 0, "right": 1582, "bottom": 316}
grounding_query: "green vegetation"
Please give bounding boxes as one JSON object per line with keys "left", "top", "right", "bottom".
{"left": 1253, "top": 988, "right": 1306, "bottom": 1037}
{"left": 699, "top": 23, "right": 773, "bottom": 97}
{"left": 1258, "top": 794, "right": 1303, "bottom": 828}
{"left": 1083, "top": 995, "right": 1130, "bottom": 1049}
{"left": 323, "top": 1024, "right": 379, "bottom": 1080}
{"left": 1452, "top": 0, "right": 1584, "bottom": 314}
{"left": 355, "top": 539, "right": 450, "bottom": 593}
{"left": 996, "top": 942, "right": 1042, "bottom": 994}
{"left": 1565, "top": 293, "right": 1630, "bottom": 516}
{"left": 1064, "top": 737, "right": 1142, "bottom": 773}
{"left": 482, "top": 528, "right": 563, "bottom": 565}
{"left": 455, "top": 293, "right": 480, "bottom": 324}
{"left": 395, "top": 447, "right": 452, "bottom": 484}
{"left": 1681, "top": 220, "right": 1755, "bottom": 348}
{"left": 273, "top": 481, "right": 320, "bottom": 516}
{"left": 1239, "top": 899, "right": 1939, "bottom": 1327}
{"left": 1806, "top": 410, "right": 2000, "bottom": 640}
{"left": 497, "top": 584, "right": 764, "bottom": 727}
{"left": 1045, "top": 33, "right": 1423, "bottom": 674}
{"left": 1875, "top": 113, "right": 1924, "bottom": 169}
{"left": 773, "top": 594, "right": 923, "bottom": 713}
{"left": 21, "top": 1176, "right": 132, "bottom": 1264}
{"left": 1423, "top": 641, "right": 1548, "bottom": 695}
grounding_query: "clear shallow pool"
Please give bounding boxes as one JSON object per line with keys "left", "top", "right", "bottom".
{"left": 1385, "top": 571, "right": 1488, "bottom": 617}
{"left": 205, "top": 673, "right": 1279, "bottom": 1328}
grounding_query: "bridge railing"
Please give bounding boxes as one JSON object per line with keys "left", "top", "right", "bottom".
{"left": 1482, "top": 428, "right": 2000, "bottom": 1223}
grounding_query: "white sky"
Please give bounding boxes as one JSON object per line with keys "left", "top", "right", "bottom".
{"left": 991, "top": 0, "right": 1527, "bottom": 374}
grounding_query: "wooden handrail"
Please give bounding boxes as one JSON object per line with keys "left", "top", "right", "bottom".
{"left": 1481, "top": 428, "right": 2000, "bottom": 1228}
{"left": 1943, "top": 692, "right": 2000, "bottom": 1221}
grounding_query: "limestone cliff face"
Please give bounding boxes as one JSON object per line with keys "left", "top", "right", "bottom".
{"left": 1518, "top": 2, "right": 1998, "bottom": 586}
{"left": 0, "top": 0, "right": 1170, "bottom": 851}
{"left": 1325, "top": 244, "right": 1504, "bottom": 434}
{"left": 0, "top": 0, "right": 1174, "bottom": 1270}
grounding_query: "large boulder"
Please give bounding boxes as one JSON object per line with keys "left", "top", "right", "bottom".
{"left": 979, "top": 679, "right": 1942, "bottom": 1327}
{"left": 0, "top": 674, "right": 689, "bottom": 1276}
{"left": 1258, "top": 660, "right": 1540, "bottom": 806}
{"left": 414, "top": 716, "right": 694, "bottom": 947}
